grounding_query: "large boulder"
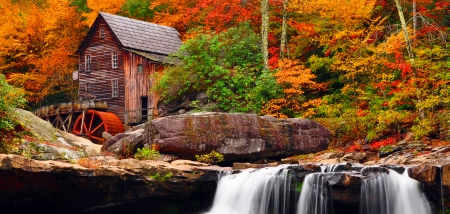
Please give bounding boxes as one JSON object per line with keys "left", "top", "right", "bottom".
{"left": 11, "top": 108, "right": 89, "bottom": 159}
{"left": 149, "top": 112, "right": 331, "bottom": 161}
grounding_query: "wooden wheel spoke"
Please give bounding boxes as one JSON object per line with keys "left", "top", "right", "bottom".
{"left": 90, "top": 135, "right": 103, "bottom": 141}
{"left": 83, "top": 122, "right": 88, "bottom": 134}
{"left": 88, "top": 112, "right": 95, "bottom": 132}
{"left": 73, "top": 109, "right": 124, "bottom": 144}
{"left": 91, "top": 122, "right": 105, "bottom": 134}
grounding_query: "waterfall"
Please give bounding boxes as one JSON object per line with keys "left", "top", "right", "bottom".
{"left": 296, "top": 164, "right": 346, "bottom": 214}
{"left": 360, "top": 168, "right": 432, "bottom": 214}
{"left": 297, "top": 173, "right": 333, "bottom": 214}
{"left": 207, "top": 164, "right": 433, "bottom": 214}
{"left": 206, "top": 165, "right": 298, "bottom": 214}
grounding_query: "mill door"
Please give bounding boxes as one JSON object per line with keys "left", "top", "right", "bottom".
{"left": 141, "top": 96, "right": 148, "bottom": 122}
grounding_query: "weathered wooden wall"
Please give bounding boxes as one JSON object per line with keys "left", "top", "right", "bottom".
{"left": 124, "top": 53, "right": 152, "bottom": 111}
{"left": 78, "top": 17, "right": 125, "bottom": 122}
{"left": 124, "top": 52, "right": 163, "bottom": 120}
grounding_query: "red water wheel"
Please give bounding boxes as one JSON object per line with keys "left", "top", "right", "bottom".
{"left": 73, "top": 110, "right": 124, "bottom": 144}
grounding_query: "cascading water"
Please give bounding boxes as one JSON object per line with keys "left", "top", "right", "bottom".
{"left": 297, "top": 173, "right": 333, "bottom": 214}
{"left": 207, "top": 164, "right": 434, "bottom": 214}
{"left": 296, "top": 164, "right": 345, "bottom": 214}
{"left": 206, "top": 165, "right": 298, "bottom": 214}
{"left": 360, "top": 168, "right": 432, "bottom": 214}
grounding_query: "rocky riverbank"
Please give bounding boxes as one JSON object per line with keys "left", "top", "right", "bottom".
{"left": 2, "top": 109, "right": 450, "bottom": 213}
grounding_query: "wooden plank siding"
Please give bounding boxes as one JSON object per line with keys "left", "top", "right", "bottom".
{"left": 77, "top": 18, "right": 126, "bottom": 122}
{"left": 123, "top": 51, "right": 163, "bottom": 118}
{"left": 124, "top": 52, "right": 151, "bottom": 112}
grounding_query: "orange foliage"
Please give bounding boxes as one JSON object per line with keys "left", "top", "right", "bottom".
{"left": 150, "top": 0, "right": 261, "bottom": 38}
{"left": 262, "top": 59, "right": 320, "bottom": 118}
{"left": 83, "top": 0, "right": 126, "bottom": 26}
{"left": 78, "top": 158, "right": 100, "bottom": 169}
{"left": 0, "top": 0, "right": 85, "bottom": 102}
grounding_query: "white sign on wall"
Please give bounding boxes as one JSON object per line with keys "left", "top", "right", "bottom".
{"left": 72, "top": 71, "right": 79, "bottom": 80}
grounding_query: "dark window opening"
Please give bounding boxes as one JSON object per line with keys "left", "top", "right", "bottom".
{"left": 141, "top": 96, "right": 148, "bottom": 122}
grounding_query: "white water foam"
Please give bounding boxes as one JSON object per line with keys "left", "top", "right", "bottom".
{"left": 207, "top": 164, "right": 432, "bottom": 214}
{"left": 206, "top": 165, "right": 297, "bottom": 214}
{"left": 360, "top": 168, "right": 432, "bottom": 214}
{"left": 297, "top": 173, "right": 333, "bottom": 214}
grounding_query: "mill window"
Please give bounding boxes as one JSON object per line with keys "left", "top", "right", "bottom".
{"left": 85, "top": 83, "right": 91, "bottom": 92}
{"left": 112, "top": 79, "right": 118, "bottom": 97}
{"left": 137, "top": 64, "right": 143, "bottom": 74}
{"left": 85, "top": 54, "right": 91, "bottom": 73}
{"left": 100, "top": 27, "right": 105, "bottom": 38}
{"left": 112, "top": 51, "right": 118, "bottom": 68}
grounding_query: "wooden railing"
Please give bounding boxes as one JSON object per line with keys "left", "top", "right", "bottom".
{"left": 124, "top": 108, "right": 157, "bottom": 124}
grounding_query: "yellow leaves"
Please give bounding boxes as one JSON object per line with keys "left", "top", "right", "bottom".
{"left": 275, "top": 58, "right": 316, "bottom": 97}
{"left": 83, "top": 0, "right": 126, "bottom": 26}
{"left": 261, "top": 59, "right": 321, "bottom": 118}
{"left": 290, "top": 0, "right": 376, "bottom": 27}
{"left": 149, "top": 0, "right": 188, "bottom": 29}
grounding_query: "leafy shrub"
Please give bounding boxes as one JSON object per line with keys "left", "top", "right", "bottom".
{"left": 0, "top": 74, "right": 26, "bottom": 131}
{"left": 370, "top": 135, "right": 399, "bottom": 151}
{"left": 149, "top": 172, "right": 173, "bottom": 181}
{"left": 134, "top": 145, "right": 161, "bottom": 160}
{"left": 195, "top": 150, "right": 224, "bottom": 164}
{"left": 154, "top": 23, "right": 264, "bottom": 112}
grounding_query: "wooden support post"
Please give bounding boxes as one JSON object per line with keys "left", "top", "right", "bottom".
{"left": 57, "top": 115, "right": 67, "bottom": 132}
{"left": 80, "top": 110, "right": 85, "bottom": 135}
{"left": 67, "top": 114, "right": 73, "bottom": 133}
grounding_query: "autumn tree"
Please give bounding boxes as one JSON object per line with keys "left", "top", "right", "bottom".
{"left": 261, "top": 59, "right": 321, "bottom": 118}
{"left": 150, "top": 0, "right": 261, "bottom": 38}
{"left": 82, "top": 0, "right": 126, "bottom": 26}
{"left": 0, "top": 0, "right": 86, "bottom": 103}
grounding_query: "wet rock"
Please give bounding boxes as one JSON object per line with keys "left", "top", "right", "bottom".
{"left": 409, "top": 163, "right": 450, "bottom": 208}
{"left": 0, "top": 154, "right": 223, "bottom": 213}
{"left": 379, "top": 145, "right": 401, "bottom": 157}
{"left": 18, "top": 141, "right": 85, "bottom": 160}
{"left": 149, "top": 112, "right": 331, "bottom": 161}
{"left": 233, "top": 162, "right": 280, "bottom": 169}
{"left": 341, "top": 152, "right": 367, "bottom": 163}
{"left": 102, "top": 131, "right": 113, "bottom": 141}
{"left": 105, "top": 129, "right": 145, "bottom": 158}
{"left": 101, "top": 133, "right": 126, "bottom": 152}
{"left": 361, "top": 166, "right": 390, "bottom": 176}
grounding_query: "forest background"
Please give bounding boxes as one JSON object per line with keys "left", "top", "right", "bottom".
{"left": 0, "top": 0, "right": 449, "bottom": 153}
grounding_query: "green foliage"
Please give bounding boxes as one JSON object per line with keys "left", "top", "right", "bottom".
{"left": 134, "top": 145, "right": 161, "bottom": 160}
{"left": 154, "top": 23, "right": 264, "bottom": 112}
{"left": 149, "top": 172, "right": 173, "bottom": 181}
{"left": 121, "top": 0, "right": 155, "bottom": 21}
{"left": 0, "top": 74, "right": 26, "bottom": 131}
{"left": 295, "top": 182, "right": 303, "bottom": 193}
{"left": 195, "top": 150, "right": 224, "bottom": 164}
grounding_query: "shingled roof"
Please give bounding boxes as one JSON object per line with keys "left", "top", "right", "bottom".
{"left": 100, "top": 12, "right": 182, "bottom": 56}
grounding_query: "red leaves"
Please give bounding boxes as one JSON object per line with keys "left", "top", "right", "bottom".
{"left": 385, "top": 52, "right": 412, "bottom": 77}
{"left": 370, "top": 135, "right": 399, "bottom": 150}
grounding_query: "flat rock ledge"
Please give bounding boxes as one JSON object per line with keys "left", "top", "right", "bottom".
{"left": 150, "top": 112, "right": 331, "bottom": 161}
{"left": 0, "top": 154, "right": 227, "bottom": 213}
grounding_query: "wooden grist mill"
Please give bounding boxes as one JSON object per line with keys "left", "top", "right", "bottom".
{"left": 34, "top": 12, "right": 182, "bottom": 144}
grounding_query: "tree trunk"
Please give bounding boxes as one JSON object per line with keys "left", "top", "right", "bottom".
{"left": 280, "top": 0, "right": 288, "bottom": 59}
{"left": 394, "top": 0, "right": 414, "bottom": 60}
{"left": 413, "top": 0, "right": 417, "bottom": 35}
{"left": 261, "top": 0, "right": 269, "bottom": 70}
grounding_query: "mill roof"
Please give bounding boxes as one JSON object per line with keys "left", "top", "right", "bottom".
{"left": 77, "top": 12, "right": 182, "bottom": 58}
